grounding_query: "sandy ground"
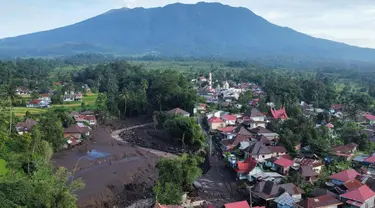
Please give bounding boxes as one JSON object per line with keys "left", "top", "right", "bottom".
{"left": 52, "top": 117, "right": 174, "bottom": 208}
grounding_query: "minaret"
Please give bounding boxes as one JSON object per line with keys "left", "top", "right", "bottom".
{"left": 209, "top": 72, "right": 212, "bottom": 91}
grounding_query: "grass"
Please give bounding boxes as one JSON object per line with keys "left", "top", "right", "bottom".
{"left": 13, "top": 93, "right": 98, "bottom": 116}
{"left": 0, "top": 159, "right": 8, "bottom": 175}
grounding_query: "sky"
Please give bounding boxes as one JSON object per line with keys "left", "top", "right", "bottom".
{"left": 1, "top": 0, "right": 374, "bottom": 48}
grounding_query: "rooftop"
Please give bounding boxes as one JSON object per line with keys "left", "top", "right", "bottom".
{"left": 330, "top": 169, "right": 359, "bottom": 182}
{"left": 297, "top": 195, "right": 343, "bottom": 208}
{"left": 341, "top": 185, "right": 375, "bottom": 203}
{"left": 224, "top": 201, "right": 250, "bottom": 208}
{"left": 167, "top": 108, "right": 190, "bottom": 116}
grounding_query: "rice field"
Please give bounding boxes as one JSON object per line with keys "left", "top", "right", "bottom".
{"left": 13, "top": 93, "right": 98, "bottom": 116}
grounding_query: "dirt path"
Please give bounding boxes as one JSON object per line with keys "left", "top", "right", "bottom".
{"left": 111, "top": 123, "right": 177, "bottom": 158}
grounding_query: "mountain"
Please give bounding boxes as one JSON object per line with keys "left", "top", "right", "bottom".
{"left": 1, "top": 2, "right": 375, "bottom": 61}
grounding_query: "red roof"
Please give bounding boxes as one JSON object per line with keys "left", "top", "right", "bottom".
{"left": 208, "top": 116, "right": 224, "bottom": 123}
{"left": 274, "top": 157, "right": 294, "bottom": 167}
{"left": 364, "top": 113, "right": 375, "bottom": 121}
{"left": 364, "top": 155, "right": 375, "bottom": 163}
{"left": 224, "top": 201, "right": 250, "bottom": 208}
{"left": 29, "top": 99, "right": 41, "bottom": 104}
{"left": 330, "top": 169, "right": 359, "bottom": 182}
{"left": 234, "top": 157, "right": 257, "bottom": 174}
{"left": 270, "top": 146, "right": 287, "bottom": 153}
{"left": 325, "top": 123, "right": 334, "bottom": 128}
{"left": 222, "top": 114, "right": 237, "bottom": 121}
{"left": 341, "top": 185, "right": 375, "bottom": 203}
{"left": 331, "top": 104, "right": 343, "bottom": 111}
{"left": 344, "top": 179, "right": 364, "bottom": 191}
{"left": 218, "top": 126, "right": 236, "bottom": 133}
{"left": 271, "top": 107, "right": 288, "bottom": 119}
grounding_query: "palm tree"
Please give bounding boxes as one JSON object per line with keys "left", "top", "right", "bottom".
{"left": 119, "top": 89, "right": 129, "bottom": 119}
{"left": 155, "top": 93, "right": 162, "bottom": 111}
{"left": 1, "top": 82, "right": 18, "bottom": 135}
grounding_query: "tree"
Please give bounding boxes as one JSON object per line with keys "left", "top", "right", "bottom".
{"left": 119, "top": 88, "right": 129, "bottom": 118}
{"left": 1, "top": 80, "right": 19, "bottom": 135}
{"left": 39, "top": 111, "right": 64, "bottom": 151}
{"left": 238, "top": 91, "right": 252, "bottom": 105}
{"left": 154, "top": 154, "right": 202, "bottom": 203}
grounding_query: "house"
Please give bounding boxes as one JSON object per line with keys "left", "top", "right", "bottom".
{"left": 196, "top": 103, "right": 207, "bottom": 112}
{"left": 242, "top": 108, "right": 266, "bottom": 129}
{"left": 207, "top": 116, "right": 225, "bottom": 130}
{"left": 221, "top": 135, "right": 250, "bottom": 152}
{"left": 363, "top": 155, "right": 375, "bottom": 165}
{"left": 233, "top": 157, "right": 257, "bottom": 180}
{"left": 39, "top": 94, "right": 51, "bottom": 103}
{"left": 16, "top": 86, "right": 29, "bottom": 95}
{"left": 331, "top": 143, "right": 358, "bottom": 160}
{"left": 250, "top": 126, "right": 279, "bottom": 141}
{"left": 26, "top": 99, "right": 49, "bottom": 108}
{"left": 330, "top": 104, "right": 343, "bottom": 113}
{"left": 233, "top": 126, "right": 254, "bottom": 138}
{"left": 300, "top": 101, "right": 314, "bottom": 112}
{"left": 340, "top": 185, "right": 375, "bottom": 208}
{"left": 273, "top": 157, "right": 294, "bottom": 175}
{"left": 74, "top": 93, "right": 83, "bottom": 101}
{"left": 167, "top": 108, "right": 190, "bottom": 117}
{"left": 336, "top": 179, "right": 364, "bottom": 194}
{"left": 15, "top": 118, "right": 38, "bottom": 135}
{"left": 271, "top": 107, "right": 288, "bottom": 120}
{"left": 245, "top": 141, "right": 287, "bottom": 162}
{"left": 63, "top": 95, "right": 75, "bottom": 102}
{"left": 74, "top": 114, "right": 97, "bottom": 126}
{"left": 297, "top": 166, "right": 319, "bottom": 183}
{"left": 296, "top": 195, "right": 343, "bottom": 208}
{"left": 293, "top": 154, "right": 324, "bottom": 173}
{"left": 330, "top": 169, "right": 359, "bottom": 185}
{"left": 279, "top": 183, "right": 304, "bottom": 202}
{"left": 224, "top": 201, "right": 250, "bottom": 208}
{"left": 222, "top": 114, "right": 237, "bottom": 126}
{"left": 217, "top": 126, "right": 237, "bottom": 139}
{"left": 64, "top": 134, "right": 82, "bottom": 148}
{"left": 364, "top": 113, "right": 375, "bottom": 125}
{"left": 251, "top": 181, "right": 284, "bottom": 204}
{"left": 274, "top": 192, "right": 296, "bottom": 208}
{"left": 64, "top": 124, "right": 91, "bottom": 138}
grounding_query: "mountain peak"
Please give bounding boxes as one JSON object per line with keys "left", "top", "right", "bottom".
{"left": 0, "top": 2, "right": 374, "bottom": 61}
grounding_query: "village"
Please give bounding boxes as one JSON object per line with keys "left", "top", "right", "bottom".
{"left": 9, "top": 71, "right": 375, "bottom": 208}
{"left": 166, "top": 73, "right": 375, "bottom": 208}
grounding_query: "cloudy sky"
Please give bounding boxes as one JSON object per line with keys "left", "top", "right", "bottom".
{"left": 1, "top": 0, "right": 374, "bottom": 48}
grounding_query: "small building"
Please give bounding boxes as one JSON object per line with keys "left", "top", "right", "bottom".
{"left": 167, "top": 108, "right": 190, "bottom": 117}
{"left": 271, "top": 107, "right": 288, "bottom": 120}
{"left": 64, "top": 124, "right": 91, "bottom": 138}
{"left": 217, "top": 126, "right": 237, "bottom": 139}
{"left": 16, "top": 86, "right": 29, "bottom": 95}
{"left": 279, "top": 183, "right": 304, "bottom": 202}
{"left": 39, "top": 94, "right": 51, "bottom": 103}
{"left": 252, "top": 181, "right": 284, "bottom": 205}
{"left": 26, "top": 99, "right": 49, "bottom": 108}
{"left": 221, "top": 135, "right": 250, "bottom": 152}
{"left": 196, "top": 103, "right": 207, "bottom": 113}
{"left": 340, "top": 185, "right": 375, "bottom": 208}
{"left": 296, "top": 195, "right": 343, "bottom": 208}
{"left": 74, "top": 114, "right": 97, "bottom": 126}
{"left": 330, "top": 169, "right": 359, "bottom": 186}
{"left": 233, "top": 157, "right": 257, "bottom": 180}
{"left": 245, "top": 141, "right": 287, "bottom": 162}
{"left": 297, "top": 166, "right": 319, "bottom": 183}
{"left": 207, "top": 116, "right": 225, "bottom": 130}
{"left": 330, "top": 104, "right": 343, "bottom": 113}
{"left": 222, "top": 114, "right": 237, "bottom": 126}
{"left": 250, "top": 126, "right": 279, "bottom": 141}
{"left": 274, "top": 192, "right": 296, "bottom": 208}
{"left": 224, "top": 201, "right": 250, "bottom": 208}
{"left": 273, "top": 157, "right": 294, "bottom": 175}
{"left": 63, "top": 96, "right": 75, "bottom": 102}
{"left": 15, "top": 118, "right": 38, "bottom": 135}
{"left": 74, "top": 93, "right": 83, "bottom": 101}
{"left": 331, "top": 143, "right": 358, "bottom": 160}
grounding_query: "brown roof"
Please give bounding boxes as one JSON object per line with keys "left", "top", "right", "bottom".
{"left": 279, "top": 183, "right": 304, "bottom": 195}
{"left": 221, "top": 135, "right": 251, "bottom": 148}
{"left": 331, "top": 143, "right": 358, "bottom": 154}
{"left": 167, "top": 108, "right": 189, "bottom": 115}
{"left": 234, "top": 126, "right": 253, "bottom": 137}
{"left": 250, "top": 126, "right": 274, "bottom": 134}
{"left": 245, "top": 141, "right": 272, "bottom": 156}
{"left": 252, "top": 181, "right": 283, "bottom": 200}
{"left": 64, "top": 124, "right": 90, "bottom": 134}
{"left": 16, "top": 118, "right": 38, "bottom": 131}
{"left": 299, "top": 166, "right": 319, "bottom": 177}
{"left": 297, "top": 195, "right": 343, "bottom": 208}
{"left": 250, "top": 108, "right": 264, "bottom": 117}
{"left": 270, "top": 146, "right": 287, "bottom": 153}
{"left": 343, "top": 179, "right": 364, "bottom": 191}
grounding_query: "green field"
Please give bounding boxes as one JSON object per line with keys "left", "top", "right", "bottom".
{"left": 0, "top": 159, "right": 7, "bottom": 175}
{"left": 13, "top": 93, "right": 98, "bottom": 116}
